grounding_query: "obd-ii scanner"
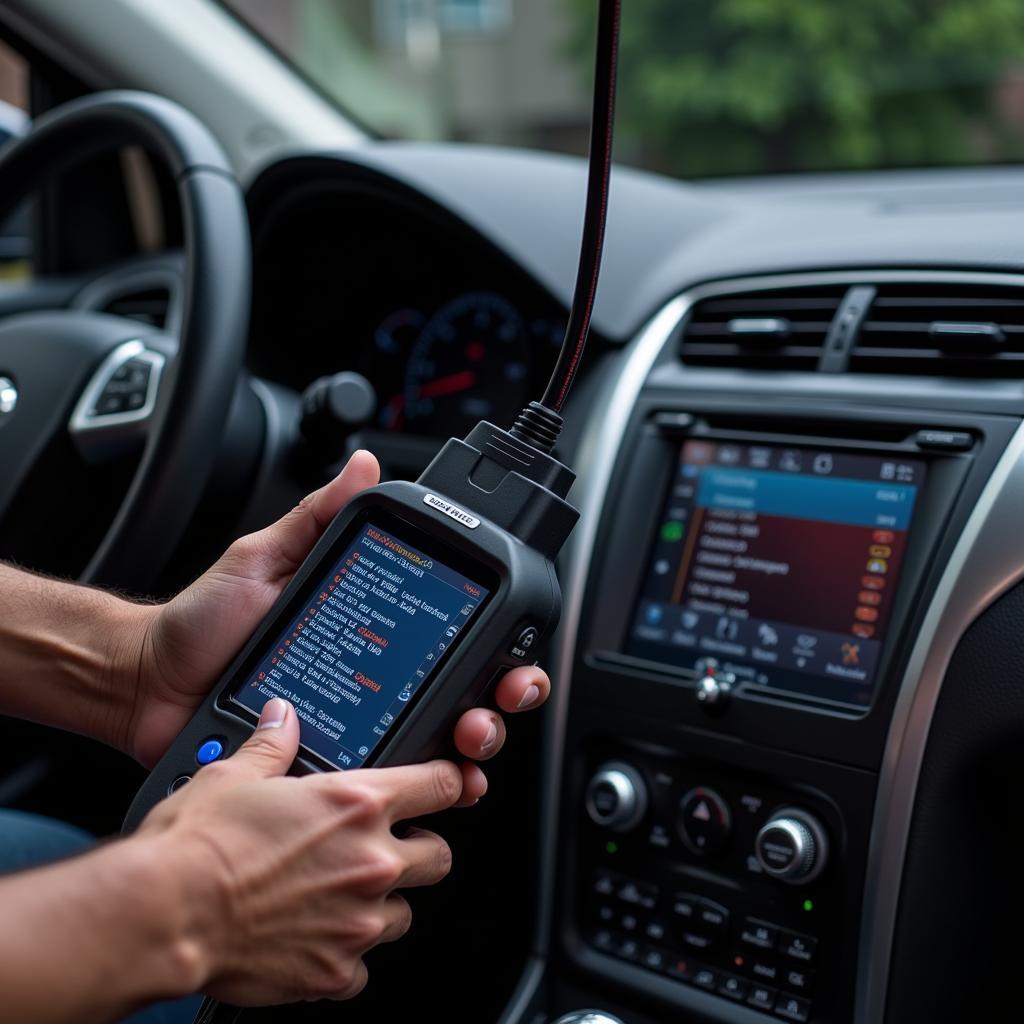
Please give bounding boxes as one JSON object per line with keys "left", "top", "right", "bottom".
{"left": 122, "top": 2, "right": 621, "bottom": 1019}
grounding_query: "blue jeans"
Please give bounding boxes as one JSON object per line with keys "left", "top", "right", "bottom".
{"left": 0, "top": 808, "right": 204, "bottom": 1024}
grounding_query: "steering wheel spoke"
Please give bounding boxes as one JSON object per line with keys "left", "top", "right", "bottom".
{"left": 0, "top": 91, "right": 250, "bottom": 592}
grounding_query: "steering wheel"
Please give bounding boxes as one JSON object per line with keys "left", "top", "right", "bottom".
{"left": 0, "top": 91, "right": 249, "bottom": 592}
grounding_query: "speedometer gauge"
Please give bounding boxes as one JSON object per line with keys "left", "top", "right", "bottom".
{"left": 402, "top": 292, "right": 530, "bottom": 437}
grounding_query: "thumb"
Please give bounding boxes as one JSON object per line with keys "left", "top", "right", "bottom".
{"left": 228, "top": 697, "right": 300, "bottom": 778}
{"left": 259, "top": 450, "right": 380, "bottom": 572}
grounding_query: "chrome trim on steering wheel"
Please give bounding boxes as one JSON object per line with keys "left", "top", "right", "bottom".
{"left": 68, "top": 339, "right": 166, "bottom": 456}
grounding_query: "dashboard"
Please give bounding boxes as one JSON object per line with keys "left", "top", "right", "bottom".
{"left": 244, "top": 170, "right": 577, "bottom": 441}
{"left": 232, "top": 150, "right": 1024, "bottom": 1024}
{"left": 44, "top": 141, "right": 1024, "bottom": 1024}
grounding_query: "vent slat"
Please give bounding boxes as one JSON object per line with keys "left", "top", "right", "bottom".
{"left": 849, "top": 282, "right": 1024, "bottom": 376}
{"left": 680, "top": 286, "right": 845, "bottom": 369}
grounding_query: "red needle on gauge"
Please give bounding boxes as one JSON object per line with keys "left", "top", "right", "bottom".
{"left": 418, "top": 370, "right": 477, "bottom": 399}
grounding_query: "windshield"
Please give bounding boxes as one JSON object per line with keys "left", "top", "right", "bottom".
{"left": 220, "top": 0, "right": 1024, "bottom": 179}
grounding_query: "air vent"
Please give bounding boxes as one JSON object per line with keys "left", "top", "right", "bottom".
{"left": 850, "top": 283, "right": 1024, "bottom": 376}
{"left": 101, "top": 286, "right": 170, "bottom": 329}
{"left": 680, "top": 286, "right": 846, "bottom": 369}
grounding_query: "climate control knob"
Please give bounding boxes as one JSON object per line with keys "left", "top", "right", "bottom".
{"left": 755, "top": 807, "right": 829, "bottom": 884}
{"left": 585, "top": 761, "right": 648, "bottom": 833}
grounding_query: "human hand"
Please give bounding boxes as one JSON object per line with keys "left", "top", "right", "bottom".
{"left": 127, "top": 451, "right": 551, "bottom": 801}
{"left": 138, "top": 698, "right": 461, "bottom": 1004}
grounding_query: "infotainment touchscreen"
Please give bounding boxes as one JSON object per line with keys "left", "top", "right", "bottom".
{"left": 625, "top": 441, "right": 926, "bottom": 706}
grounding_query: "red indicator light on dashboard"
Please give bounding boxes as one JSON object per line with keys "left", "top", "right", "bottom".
{"left": 857, "top": 590, "right": 882, "bottom": 606}
{"left": 855, "top": 606, "right": 879, "bottom": 623}
{"left": 862, "top": 575, "right": 886, "bottom": 590}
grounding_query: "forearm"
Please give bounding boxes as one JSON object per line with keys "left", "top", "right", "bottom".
{"left": 0, "top": 836, "right": 208, "bottom": 1024}
{"left": 0, "top": 563, "right": 155, "bottom": 753}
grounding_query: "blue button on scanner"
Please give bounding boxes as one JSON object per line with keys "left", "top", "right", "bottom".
{"left": 196, "top": 739, "right": 225, "bottom": 765}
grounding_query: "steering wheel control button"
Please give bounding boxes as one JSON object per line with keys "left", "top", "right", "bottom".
{"left": 741, "top": 918, "right": 779, "bottom": 951}
{"left": 93, "top": 358, "right": 153, "bottom": 415}
{"left": 167, "top": 775, "right": 192, "bottom": 795}
{"left": 585, "top": 761, "right": 648, "bottom": 832}
{"left": 677, "top": 786, "right": 732, "bottom": 856}
{"left": 775, "top": 993, "right": 811, "bottom": 1022}
{"left": 509, "top": 625, "right": 539, "bottom": 660}
{"left": 755, "top": 808, "right": 829, "bottom": 883}
{"left": 780, "top": 930, "right": 818, "bottom": 964}
{"left": 70, "top": 340, "right": 167, "bottom": 460}
{"left": 196, "top": 738, "right": 225, "bottom": 765}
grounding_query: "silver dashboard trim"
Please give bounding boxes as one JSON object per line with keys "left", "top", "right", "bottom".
{"left": 857, "top": 417, "right": 1024, "bottom": 1022}
{"left": 514, "top": 267, "right": 1024, "bottom": 1024}
{"left": 533, "top": 294, "right": 691, "bottom": 950}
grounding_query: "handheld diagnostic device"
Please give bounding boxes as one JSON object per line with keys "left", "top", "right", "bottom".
{"left": 127, "top": 1, "right": 621, "bottom": 1017}
{"left": 125, "top": 0, "right": 621, "bottom": 830}
{"left": 124, "top": 9, "right": 620, "bottom": 1017}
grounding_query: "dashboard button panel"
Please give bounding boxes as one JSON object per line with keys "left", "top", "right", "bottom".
{"left": 579, "top": 751, "right": 841, "bottom": 1022}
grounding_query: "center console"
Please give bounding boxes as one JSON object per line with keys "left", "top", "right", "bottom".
{"left": 498, "top": 279, "right": 1024, "bottom": 1024}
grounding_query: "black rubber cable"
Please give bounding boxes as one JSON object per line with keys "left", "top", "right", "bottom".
{"left": 538, "top": 0, "right": 621, "bottom": 415}
{"left": 193, "top": 3, "right": 621, "bottom": 1021}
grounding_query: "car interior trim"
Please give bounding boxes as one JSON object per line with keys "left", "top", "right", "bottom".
{"left": 71, "top": 259, "right": 184, "bottom": 337}
{"left": 857, "top": 413, "right": 1024, "bottom": 1023}
{"left": 68, "top": 338, "right": 165, "bottom": 436}
{"left": 533, "top": 293, "right": 692, "bottom": 954}
{"left": 519, "top": 268, "right": 1024, "bottom": 1024}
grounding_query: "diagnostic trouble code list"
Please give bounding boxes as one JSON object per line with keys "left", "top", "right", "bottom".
{"left": 233, "top": 521, "right": 489, "bottom": 768}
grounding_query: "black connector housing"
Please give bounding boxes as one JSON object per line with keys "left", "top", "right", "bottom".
{"left": 419, "top": 419, "right": 578, "bottom": 559}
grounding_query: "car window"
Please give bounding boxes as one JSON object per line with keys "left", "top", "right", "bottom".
{"left": 219, "top": 0, "right": 1024, "bottom": 179}
{"left": 0, "top": 36, "right": 30, "bottom": 281}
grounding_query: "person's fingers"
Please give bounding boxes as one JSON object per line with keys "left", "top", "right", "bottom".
{"left": 319, "top": 760, "right": 463, "bottom": 823}
{"left": 325, "top": 959, "right": 369, "bottom": 1002}
{"left": 243, "top": 451, "right": 381, "bottom": 577}
{"left": 452, "top": 708, "right": 506, "bottom": 761}
{"left": 218, "top": 698, "right": 299, "bottom": 779}
{"left": 455, "top": 761, "right": 488, "bottom": 806}
{"left": 394, "top": 827, "right": 453, "bottom": 888}
{"left": 493, "top": 666, "right": 550, "bottom": 714}
{"left": 377, "top": 893, "right": 414, "bottom": 944}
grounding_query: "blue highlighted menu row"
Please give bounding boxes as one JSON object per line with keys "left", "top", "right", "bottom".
{"left": 696, "top": 468, "right": 918, "bottom": 530}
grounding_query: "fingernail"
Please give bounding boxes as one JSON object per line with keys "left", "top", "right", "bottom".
{"left": 482, "top": 720, "right": 498, "bottom": 750}
{"left": 258, "top": 698, "right": 289, "bottom": 730}
{"left": 517, "top": 684, "right": 541, "bottom": 710}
